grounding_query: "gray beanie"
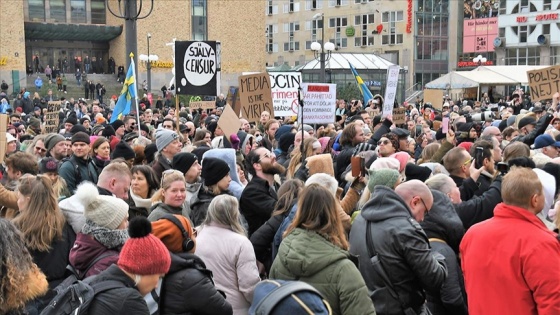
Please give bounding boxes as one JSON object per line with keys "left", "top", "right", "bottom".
{"left": 75, "top": 182, "right": 129, "bottom": 230}
{"left": 155, "top": 128, "right": 179, "bottom": 152}
{"left": 44, "top": 133, "right": 66, "bottom": 153}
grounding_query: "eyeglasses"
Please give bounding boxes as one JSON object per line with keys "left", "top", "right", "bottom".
{"left": 377, "top": 139, "right": 390, "bottom": 146}
{"left": 463, "top": 157, "right": 473, "bottom": 166}
{"left": 257, "top": 152, "right": 273, "bottom": 163}
{"left": 419, "top": 197, "right": 429, "bottom": 213}
{"left": 35, "top": 146, "right": 47, "bottom": 153}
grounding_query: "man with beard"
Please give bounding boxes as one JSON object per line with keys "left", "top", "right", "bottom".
{"left": 44, "top": 133, "right": 69, "bottom": 162}
{"left": 0, "top": 152, "right": 38, "bottom": 218}
{"left": 240, "top": 147, "right": 285, "bottom": 236}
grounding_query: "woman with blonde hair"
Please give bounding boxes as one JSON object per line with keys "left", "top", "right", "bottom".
{"left": 0, "top": 218, "right": 49, "bottom": 315}
{"left": 286, "top": 137, "right": 321, "bottom": 179}
{"left": 12, "top": 174, "right": 75, "bottom": 311}
{"left": 270, "top": 184, "right": 376, "bottom": 315}
{"left": 195, "top": 195, "right": 260, "bottom": 315}
{"left": 148, "top": 170, "right": 188, "bottom": 221}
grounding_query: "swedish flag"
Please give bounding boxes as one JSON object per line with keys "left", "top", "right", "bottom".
{"left": 111, "top": 59, "right": 137, "bottom": 123}
{"left": 349, "top": 62, "right": 373, "bottom": 105}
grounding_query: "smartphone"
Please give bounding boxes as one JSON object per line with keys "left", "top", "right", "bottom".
{"left": 475, "top": 147, "right": 484, "bottom": 169}
{"left": 351, "top": 156, "right": 363, "bottom": 177}
{"left": 442, "top": 117, "right": 449, "bottom": 134}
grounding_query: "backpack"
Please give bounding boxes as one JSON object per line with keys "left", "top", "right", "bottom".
{"left": 40, "top": 278, "right": 121, "bottom": 315}
{"left": 249, "top": 280, "right": 332, "bottom": 315}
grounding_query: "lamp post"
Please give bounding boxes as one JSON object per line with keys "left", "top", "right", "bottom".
{"left": 311, "top": 13, "right": 335, "bottom": 83}
{"left": 139, "top": 35, "right": 159, "bottom": 94}
{"left": 473, "top": 54, "right": 487, "bottom": 66}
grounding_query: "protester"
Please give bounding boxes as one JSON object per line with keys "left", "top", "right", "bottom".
{"left": 153, "top": 128, "right": 182, "bottom": 182}
{"left": 39, "top": 157, "right": 70, "bottom": 199}
{"left": 128, "top": 165, "right": 159, "bottom": 218}
{"left": 148, "top": 170, "right": 188, "bottom": 221}
{"left": 59, "top": 131, "right": 98, "bottom": 193}
{"left": 191, "top": 158, "right": 232, "bottom": 226}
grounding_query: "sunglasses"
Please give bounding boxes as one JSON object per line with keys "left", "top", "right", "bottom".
{"left": 377, "top": 140, "right": 390, "bottom": 146}
{"left": 463, "top": 157, "right": 473, "bottom": 166}
{"left": 35, "top": 146, "right": 47, "bottom": 153}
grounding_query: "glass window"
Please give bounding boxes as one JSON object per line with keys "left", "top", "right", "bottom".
{"left": 70, "top": 0, "right": 86, "bottom": 23}
{"left": 91, "top": 0, "right": 106, "bottom": 24}
{"left": 28, "top": 0, "right": 45, "bottom": 22}
{"left": 50, "top": 0, "right": 65, "bottom": 22}
{"left": 192, "top": 0, "right": 207, "bottom": 41}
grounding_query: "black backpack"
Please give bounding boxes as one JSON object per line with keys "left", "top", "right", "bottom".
{"left": 40, "top": 278, "right": 121, "bottom": 315}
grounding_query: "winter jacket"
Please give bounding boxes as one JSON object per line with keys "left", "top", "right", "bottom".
{"left": 449, "top": 174, "right": 481, "bottom": 202}
{"left": 349, "top": 186, "right": 447, "bottom": 315}
{"left": 191, "top": 189, "right": 232, "bottom": 227}
{"left": 6, "top": 265, "right": 48, "bottom": 315}
{"left": 250, "top": 211, "right": 288, "bottom": 265}
{"left": 195, "top": 224, "right": 261, "bottom": 315}
{"left": 59, "top": 155, "right": 99, "bottom": 194}
{"left": 454, "top": 175, "right": 502, "bottom": 230}
{"left": 511, "top": 112, "right": 553, "bottom": 147}
{"left": 152, "top": 155, "right": 172, "bottom": 183}
{"left": 87, "top": 264, "right": 149, "bottom": 315}
{"left": 69, "top": 233, "right": 120, "bottom": 279}
{"left": 160, "top": 252, "right": 233, "bottom": 315}
{"left": 270, "top": 228, "right": 376, "bottom": 315}
{"left": 460, "top": 202, "right": 560, "bottom": 315}
{"left": 420, "top": 190, "right": 467, "bottom": 315}
{"left": 335, "top": 144, "right": 355, "bottom": 186}
{"left": 240, "top": 176, "right": 278, "bottom": 236}
{"left": 148, "top": 202, "right": 189, "bottom": 222}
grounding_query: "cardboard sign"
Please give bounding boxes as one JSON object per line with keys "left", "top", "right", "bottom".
{"left": 44, "top": 101, "right": 62, "bottom": 134}
{"left": 189, "top": 101, "right": 215, "bottom": 110}
{"left": 300, "top": 83, "right": 337, "bottom": 124}
{"left": 226, "top": 86, "right": 241, "bottom": 115}
{"left": 527, "top": 65, "right": 560, "bottom": 101}
{"left": 238, "top": 72, "right": 274, "bottom": 123}
{"left": 175, "top": 41, "right": 218, "bottom": 96}
{"left": 392, "top": 107, "right": 406, "bottom": 124}
{"left": 269, "top": 72, "right": 301, "bottom": 117}
{"left": 382, "top": 65, "right": 401, "bottom": 118}
{"left": 0, "top": 114, "right": 7, "bottom": 164}
{"left": 423, "top": 89, "right": 444, "bottom": 110}
{"left": 217, "top": 105, "right": 241, "bottom": 140}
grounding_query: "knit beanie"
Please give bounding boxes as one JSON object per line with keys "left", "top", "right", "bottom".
{"left": 367, "top": 168, "right": 401, "bottom": 192}
{"left": 44, "top": 134, "right": 65, "bottom": 152}
{"left": 369, "top": 157, "right": 401, "bottom": 171}
{"left": 207, "top": 121, "right": 218, "bottom": 136}
{"left": 192, "top": 146, "right": 211, "bottom": 162}
{"left": 71, "top": 131, "right": 90, "bottom": 144}
{"left": 144, "top": 143, "right": 158, "bottom": 164}
{"left": 390, "top": 152, "right": 410, "bottom": 173}
{"left": 155, "top": 128, "right": 179, "bottom": 152}
{"left": 151, "top": 215, "right": 197, "bottom": 254}
{"left": 275, "top": 125, "right": 293, "bottom": 141}
{"left": 102, "top": 125, "right": 116, "bottom": 138}
{"left": 172, "top": 152, "right": 198, "bottom": 175}
{"left": 75, "top": 182, "right": 128, "bottom": 230}
{"left": 278, "top": 133, "right": 295, "bottom": 153}
{"left": 230, "top": 134, "right": 240, "bottom": 150}
{"left": 110, "top": 119, "right": 125, "bottom": 131}
{"left": 70, "top": 124, "right": 88, "bottom": 135}
{"left": 111, "top": 140, "right": 135, "bottom": 160}
{"left": 29, "top": 117, "right": 41, "bottom": 129}
{"left": 65, "top": 115, "right": 78, "bottom": 126}
{"left": 201, "top": 157, "right": 230, "bottom": 187}
{"left": 118, "top": 217, "right": 171, "bottom": 275}
{"left": 39, "top": 157, "right": 59, "bottom": 174}
{"left": 404, "top": 164, "right": 432, "bottom": 182}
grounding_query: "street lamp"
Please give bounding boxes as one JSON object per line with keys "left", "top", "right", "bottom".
{"left": 473, "top": 54, "right": 487, "bottom": 66}
{"left": 310, "top": 13, "right": 335, "bottom": 83}
{"left": 139, "top": 33, "right": 159, "bottom": 93}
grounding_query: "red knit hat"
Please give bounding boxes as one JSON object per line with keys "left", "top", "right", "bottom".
{"left": 118, "top": 217, "right": 171, "bottom": 275}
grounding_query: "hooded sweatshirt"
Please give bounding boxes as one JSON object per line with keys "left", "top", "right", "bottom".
{"left": 202, "top": 148, "right": 244, "bottom": 200}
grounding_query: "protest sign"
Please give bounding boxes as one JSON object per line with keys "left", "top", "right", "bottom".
{"left": 527, "top": 65, "right": 560, "bottom": 101}
{"left": 189, "top": 101, "right": 215, "bottom": 110}
{"left": 392, "top": 107, "right": 406, "bottom": 124}
{"left": 300, "top": 83, "right": 336, "bottom": 124}
{"left": 218, "top": 105, "right": 241, "bottom": 140}
{"left": 175, "top": 41, "right": 218, "bottom": 96}
{"left": 44, "top": 101, "right": 62, "bottom": 134}
{"left": 423, "top": 89, "right": 444, "bottom": 110}
{"left": 269, "top": 72, "right": 301, "bottom": 117}
{"left": 226, "top": 86, "right": 241, "bottom": 115}
{"left": 382, "top": 65, "right": 401, "bottom": 118}
{"left": 238, "top": 72, "right": 274, "bottom": 123}
{"left": 0, "top": 114, "right": 6, "bottom": 163}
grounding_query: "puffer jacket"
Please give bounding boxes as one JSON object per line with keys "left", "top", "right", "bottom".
{"left": 270, "top": 228, "right": 376, "bottom": 315}
{"left": 160, "top": 252, "right": 233, "bottom": 315}
{"left": 349, "top": 186, "right": 447, "bottom": 315}
{"left": 69, "top": 233, "right": 120, "bottom": 279}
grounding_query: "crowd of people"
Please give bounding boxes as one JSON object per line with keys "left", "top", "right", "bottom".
{"left": 0, "top": 87, "right": 559, "bottom": 315}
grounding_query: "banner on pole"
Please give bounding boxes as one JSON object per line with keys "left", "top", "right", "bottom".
{"left": 383, "top": 65, "right": 401, "bottom": 118}
{"left": 300, "top": 83, "right": 337, "bottom": 124}
{"left": 44, "top": 101, "right": 62, "bottom": 134}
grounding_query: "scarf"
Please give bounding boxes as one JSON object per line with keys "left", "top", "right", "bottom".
{"left": 130, "top": 190, "right": 153, "bottom": 210}
{"left": 82, "top": 219, "right": 129, "bottom": 250}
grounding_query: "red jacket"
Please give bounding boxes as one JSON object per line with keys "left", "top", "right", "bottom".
{"left": 460, "top": 203, "right": 560, "bottom": 315}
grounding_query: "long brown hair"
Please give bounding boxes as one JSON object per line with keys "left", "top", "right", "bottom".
{"left": 272, "top": 179, "right": 304, "bottom": 217}
{"left": 287, "top": 137, "right": 318, "bottom": 179}
{"left": 284, "top": 184, "right": 349, "bottom": 250}
{"left": 13, "top": 174, "right": 66, "bottom": 252}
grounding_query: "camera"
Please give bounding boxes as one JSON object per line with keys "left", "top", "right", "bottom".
{"left": 471, "top": 111, "right": 494, "bottom": 122}
{"left": 497, "top": 162, "right": 509, "bottom": 175}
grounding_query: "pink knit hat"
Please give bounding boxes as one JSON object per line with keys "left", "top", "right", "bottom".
{"left": 390, "top": 152, "right": 410, "bottom": 173}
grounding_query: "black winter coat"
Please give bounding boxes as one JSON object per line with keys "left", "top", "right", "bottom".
{"left": 511, "top": 112, "right": 553, "bottom": 147}
{"left": 240, "top": 176, "right": 278, "bottom": 236}
{"left": 335, "top": 144, "right": 355, "bottom": 186}
{"left": 87, "top": 264, "right": 149, "bottom": 315}
{"left": 249, "top": 211, "right": 290, "bottom": 272}
{"left": 160, "top": 252, "right": 232, "bottom": 315}
{"left": 454, "top": 175, "right": 502, "bottom": 230}
{"left": 191, "top": 189, "right": 231, "bottom": 227}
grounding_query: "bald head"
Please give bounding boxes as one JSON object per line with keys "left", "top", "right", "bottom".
{"left": 395, "top": 180, "right": 433, "bottom": 222}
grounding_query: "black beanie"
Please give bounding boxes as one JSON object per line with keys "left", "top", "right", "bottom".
{"left": 201, "top": 158, "right": 229, "bottom": 187}
{"left": 144, "top": 143, "right": 158, "bottom": 164}
{"left": 70, "top": 124, "right": 88, "bottom": 135}
{"left": 111, "top": 119, "right": 125, "bottom": 131}
{"left": 111, "top": 140, "right": 135, "bottom": 160}
{"left": 102, "top": 125, "right": 116, "bottom": 138}
{"left": 207, "top": 121, "right": 218, "bottom": 136}
{"left": 172, "top": 152, "right": 198, "bottom": 174}
{"left": 71, "top": 131, "right": 90, "bottom": 144}
{"left": 192, "top": 146, "right": 210, "bottom": 162}
{"left": 405, "top": 164, "right": 432, "bottom": 182}
{"left": 66, "top": 115, "right": 78, "bottom": 126}
{"left": 278, "top": 133, "right": 295, "bottom": 153}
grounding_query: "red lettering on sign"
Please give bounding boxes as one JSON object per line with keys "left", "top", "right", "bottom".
{"left": 517, "top": 16, "right": 528, "bottom": 22}
{"left": 307, "top": 85, "right": 329, "bottom": 92}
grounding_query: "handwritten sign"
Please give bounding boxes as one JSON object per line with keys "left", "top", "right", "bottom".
{"left": 226, "top": 86, "right": 241, "bottom": 115}
{"left": 300, "top": 83, "right": 336, "bottom": 124}
{"left": 423, "top": 89, "right": 444, "bottom": 110}
{"left": 527, "top": 65, "right": 560, "bottom": 101}
{"left": 44, "top": 101, "right": 62, "bottom": 134}
{"left": 238, "top": 72, "right": 274, "bottom": 123}
{"left": 383, "top": 65, "right": 401, "bottom": 118}
{"left": 175, "top": 41, "right": 218, "bottom": 95}
{"left": 218, "top": 105, "right": 241, "bottom": 140}
{"left": 189, "top": 101, "right": 215, "bottom": 110}
{"left": 269, "top": 72, "right": 301, "bottom": 117}
{"left": 392, "top": 107, "right": 406, "bottom": 124}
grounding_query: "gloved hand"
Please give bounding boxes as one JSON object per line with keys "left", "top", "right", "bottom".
{"left": 294, "top": 160, "right": 309, "bottom": 182}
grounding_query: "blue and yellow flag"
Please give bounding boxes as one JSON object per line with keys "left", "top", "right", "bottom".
{"left": 111, "top": 59, "right": 137, "bottom": 123}
{"left": 349, "top": 62, "right": 373, "bottom": 105}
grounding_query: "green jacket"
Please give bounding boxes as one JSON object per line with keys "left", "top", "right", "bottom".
{"left": 270, "top": 228, "right": 376, "bottom": 315}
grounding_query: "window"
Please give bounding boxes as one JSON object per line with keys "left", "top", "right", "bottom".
{"left": 49, "top": 0, "right": 65, "bottom": 22}
{"left": 70, "top": 0, "right": 86, "bottom": 23}
{"left": 266, "top": 24, "right": 277, "bottom": 53}
{"left": 329, "top": 0, "right": 348, "bottom": 7}
{"left": 305, "top": 0, "right": 322, "bottom": 10}
{"left": 283, "top": 22, "right": 300, "bottom": 32}
{"left": 28, "top": 0, "right": 45, "bottom": 21}
{"left": 91, "top": 0, "right": 106, "bottom": 24}
{"left": 284, "top": 41, "right": 300, "bottom": 51}
{"left": 355, "top": 36, "right": 374, "bottom": 47}
{"left": 355, "top": 0, "right": 373, "bottom": 3}
{"left": 329, "top": 17, "right": 347, "bottom": 28}
{"left": 382, "top": 11, "right": 403, "bottom": 23}
{"left": 192, "top": 0, "right": 207, "bottom": 41}
{"left": 519, "top": 25, "right": 528, "bottom": 43}
{"left": 544, "top": 0, "right": 552, "bottom": 10}
{"left": 382, "top": 34, "right": 403, "bottom": 45}
{"left": 520, "top": 0, "right": 529, "bottom": 13}
{"left": 284, "top": 1, "right": 300, "bottom": 13}
{"left": 354, "top": 14, "right": 375, "bottom": 47}
{"left": 267, "top": 0, "right": 278, "bottom": 15}
{"left": 543, "top": 24, "right": 551, "bottom": 35}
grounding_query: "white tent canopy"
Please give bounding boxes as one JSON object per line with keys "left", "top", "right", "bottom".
{"left": 298, "top": 53, "right": 395, "bottom": 70}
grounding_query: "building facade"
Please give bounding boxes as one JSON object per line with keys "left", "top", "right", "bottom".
{"left": 0, "top": 0, "right": 265, "bottom": 95}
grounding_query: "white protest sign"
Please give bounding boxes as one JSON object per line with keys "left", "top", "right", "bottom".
{"left": 383, "top": 65, "right": 401, "bottom": 118}
{"left": 269, "top": 72, "right": 301, "bottom": 117}
{"left": 300, "top": 83, "right": 336, "bottom": 124}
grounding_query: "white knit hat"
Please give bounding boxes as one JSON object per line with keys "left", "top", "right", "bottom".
{"left": 75, "top": 182, "right": 129, "bottom": 230}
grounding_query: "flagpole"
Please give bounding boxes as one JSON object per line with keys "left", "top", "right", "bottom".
{"left": 129, "top": 52, "right": 142, "bottom": 138}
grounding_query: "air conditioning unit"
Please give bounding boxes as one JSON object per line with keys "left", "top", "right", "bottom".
{"left": 537, "top": 34, "right": 550, "bottom": 46}
{"left": 493, "top": 37, "right": 505, "bottom": 48}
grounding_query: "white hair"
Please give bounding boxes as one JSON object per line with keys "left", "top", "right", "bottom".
{"left": 305, "top": 173, "right": 337, "bottom": 196}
